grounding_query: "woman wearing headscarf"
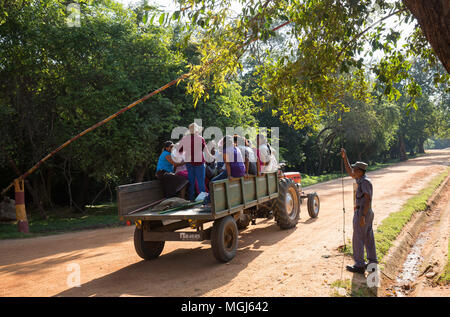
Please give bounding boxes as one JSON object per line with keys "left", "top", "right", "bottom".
{"left": 156, "top": 141, "right": 189, "bottom": 198}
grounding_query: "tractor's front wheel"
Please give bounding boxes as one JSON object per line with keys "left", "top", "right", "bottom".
{"left": 307, "top": 192, "right": 320, "bottom": 218}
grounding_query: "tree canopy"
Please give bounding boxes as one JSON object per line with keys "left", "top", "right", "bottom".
{"left": 154, "top": 0, "right": 449, "bottom": 129}
{"left": 0, "top": 0, "right": 256, "bottom": 211}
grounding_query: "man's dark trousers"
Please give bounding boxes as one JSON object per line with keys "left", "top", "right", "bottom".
{"left": 352, "top": 209, "right": 377, "bottom": 268}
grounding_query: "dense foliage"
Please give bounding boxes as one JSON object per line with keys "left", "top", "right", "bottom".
{"left": 169, "top": 0, "right": 449, "bottom": 128}
{"left": 0, "top": 0, "right": 448, "bottom": 216}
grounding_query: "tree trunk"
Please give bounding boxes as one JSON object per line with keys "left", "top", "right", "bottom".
{"left": 399, "top": 135, "right": 408, "bottom": 161}
{"left": 418, "top": 138, "right": 425, "bottom": 153}
{"left": 135, "top": 165, "right": 148, "bottom": 183}
{"left": 39, "top": 170, "right": 52, "bottom": 208}
{"left": 25, "top": 179, "right": 47, "bottom": 218}
{"left": 0, "top": 145, "right": 47, "bottom": 218}
{"left": 357, "top": 151, "right": 362, "bottom": 162}
{"left": 31, "top": 177, "right": 47, "bottom": 217}
{"left": 45, "top": 168, "right": 54, "bottom": 208}
{"left": 74, "top": 172, "right": 90, "bottom": 212}
{"left": 403, "top": 0, "right": 450, "bottom": 73}
{"left": 324, "top": 134, "right": 336, "bottom": 172}
{"left": 317, "top": 131, "right": 335, "bottom": 175}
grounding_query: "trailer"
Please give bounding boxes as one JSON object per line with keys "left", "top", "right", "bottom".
{"left": 117, "top": 172, "right": 319, "bottom": 262}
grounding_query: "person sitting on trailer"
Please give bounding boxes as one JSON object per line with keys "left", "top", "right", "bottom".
{"left": 211, "top": 135, "right": 246, "bottom": 182}
{"left": 215, "top": 138, "right": 225, "bottom": 172}
{"left": 235, "top": 135, "right": 257, "bottom": 176}
{"left": 205, "top": 140, "right": 217, "bottom": 180}
{"left": 155, "top": 141, "right": 189, "bottom": 198}
{"left": 256, "top": 134, "right": 277, "bottom": 175}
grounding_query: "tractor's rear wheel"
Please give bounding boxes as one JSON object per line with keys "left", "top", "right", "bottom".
{"left": 274, "top": 178, "right": 300, "bottom": 229}
{"left": 211, "top": 216, "right": 238, "bottom": 262}
{"left": 134, "top": 221, "right": 165, "bottom": 260}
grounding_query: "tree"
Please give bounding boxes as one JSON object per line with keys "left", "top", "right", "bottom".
{"left": 0, "top": 0, "right": 258, "bottom": 211}
{"left": 394, "top": 59, "right": 446, "bottom": 155}
{"left": 156, "top": 0, "right": 449, "bottom": 130}
{"left": 403, "top": 0, "right": 450, "bottom": 73}
{"left": 0, "top": 0, "right": 187, "bottom": 209}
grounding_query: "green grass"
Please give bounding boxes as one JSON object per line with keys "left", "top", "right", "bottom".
{"left": 437, "top": 239, "right": 450, "bottom": 285}
{"left": 331, "top": 279, "right": 352, "bottom": 297}
{"left": 0, "top": 203, "right": 124, "bottom": 240}
{"left": 341, "top": 167, "right": 450, "bottom": 264}
{"left": 301, "top": 173, "right": 342, "bottom": 187}
{"left": 331, "top": 279, "right": 376, "bottom": 297}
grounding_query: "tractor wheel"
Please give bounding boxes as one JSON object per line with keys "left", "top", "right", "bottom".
{"left": 134, "top": 221, "right": 165, "bottom": 260}
{"left": 307, "top": 192, "right": 320, "bottom": 218}
{"left": 211, "top": 216, "right": 238, "bottom": 262}
{"left": 274, "top": 178, "right": 300, "bottom": 229}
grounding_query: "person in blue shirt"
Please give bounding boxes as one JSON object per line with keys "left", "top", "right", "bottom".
{"left": 156, "top": 141, "right": 189, "bottom": 198}
{"left": 156, "top": 141, "right": 176, "bottom": 173}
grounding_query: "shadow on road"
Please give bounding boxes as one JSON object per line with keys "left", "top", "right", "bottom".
{"left": 0, "top": 227, "right": 133, "bottom": 267}
{"left": 299, "top": 217, "right": 318, "bottom": 225}
{"left": 0, "top": 252, "right": 108, "bottom": 276}
{"left": 54, "top": 222, "right": 298, "bottom": 297}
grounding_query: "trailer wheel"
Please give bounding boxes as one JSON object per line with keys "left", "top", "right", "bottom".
{"left": 274, "top": 178, "right": 300, "bottom": 229}
{"left": 134, "top": 224, "right": 165, "bottom": 260}
{"left": 211, "top": 216, "right": 238, "bottom": 262}
{"left": 307, "top": 192, "right": 320, "bottom": 218}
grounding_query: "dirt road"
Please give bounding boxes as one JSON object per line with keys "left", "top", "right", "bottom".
{"left": 1, "top": 149, "right": 449, "bottom": 297}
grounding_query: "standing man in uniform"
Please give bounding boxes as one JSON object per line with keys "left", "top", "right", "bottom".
{"left": 341, "top": 148, "right": 378, "bottom": 274}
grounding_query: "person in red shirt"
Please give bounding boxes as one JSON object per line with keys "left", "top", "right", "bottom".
{"left": 177, "top": 123, "right": 212, "bottom": 201}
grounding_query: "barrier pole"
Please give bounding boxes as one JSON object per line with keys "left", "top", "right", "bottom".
{"left": 14, "top": 179, "right": 29, "bottom": 233}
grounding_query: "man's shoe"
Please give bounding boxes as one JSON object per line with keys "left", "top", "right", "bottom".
{"left": 346, "top": 265, "right": 365, "bottom": 274}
